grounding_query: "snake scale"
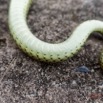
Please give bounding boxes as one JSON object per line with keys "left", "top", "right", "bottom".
{"left": 8, "top": 0, "right": 103, "bottom": 66}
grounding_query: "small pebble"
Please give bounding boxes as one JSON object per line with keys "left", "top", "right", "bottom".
{"left": 71, "top": 80, "right": 77, "bottom": 87}
{"left": 91, "top": 69, "right": 94, "bottom": 73}
{"left": 75, "top": 66, "right": 90, "bottom": 73}
{"left": 98, "top": 83, "right": 103, "bottom": 89}
{"left": 89, "top": 93, "right": 102, "bottom": 99}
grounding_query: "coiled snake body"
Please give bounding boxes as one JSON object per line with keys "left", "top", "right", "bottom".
{"left": 9, "top": 0, "right": 103, "bottom": 66}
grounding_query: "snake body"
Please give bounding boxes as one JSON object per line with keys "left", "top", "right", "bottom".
{"left": 9, "top": 0, "right": 103, "bottom": 64}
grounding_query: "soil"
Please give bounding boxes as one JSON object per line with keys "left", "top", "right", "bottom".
{"left": 1, "top": 0, "right": 103, "bottom": 103}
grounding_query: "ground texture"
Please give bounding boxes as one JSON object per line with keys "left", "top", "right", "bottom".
{"left": 1, "top": 0, "right": 103, "bottom": 103}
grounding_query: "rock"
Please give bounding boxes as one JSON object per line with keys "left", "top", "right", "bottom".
{"left": 75, "top": 66, "right": 90, "bottom": 73}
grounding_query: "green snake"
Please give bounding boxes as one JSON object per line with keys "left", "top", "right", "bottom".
{"left": 8, "top": 0, "right": 103, "bottom": 65}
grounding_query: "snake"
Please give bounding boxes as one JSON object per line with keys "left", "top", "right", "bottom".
{"left": 8, "top": 0, "right": 103, "bottom": 66}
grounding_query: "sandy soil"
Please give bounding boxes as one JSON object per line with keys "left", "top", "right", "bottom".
{"left": 1, "top": 0, "right": 103, "bottom": 103}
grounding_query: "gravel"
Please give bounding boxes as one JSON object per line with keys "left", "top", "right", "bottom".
{"left": 0, "top": 0, "right": 103, "bottom": 103}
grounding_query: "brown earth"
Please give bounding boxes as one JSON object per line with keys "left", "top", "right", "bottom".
{"left": 0, "top": 0, "right": 103, "bottom": 103}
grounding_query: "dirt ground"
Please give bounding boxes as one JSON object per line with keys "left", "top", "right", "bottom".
{"left": 1, "top": 0, "right": 103, "bottom": 103}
